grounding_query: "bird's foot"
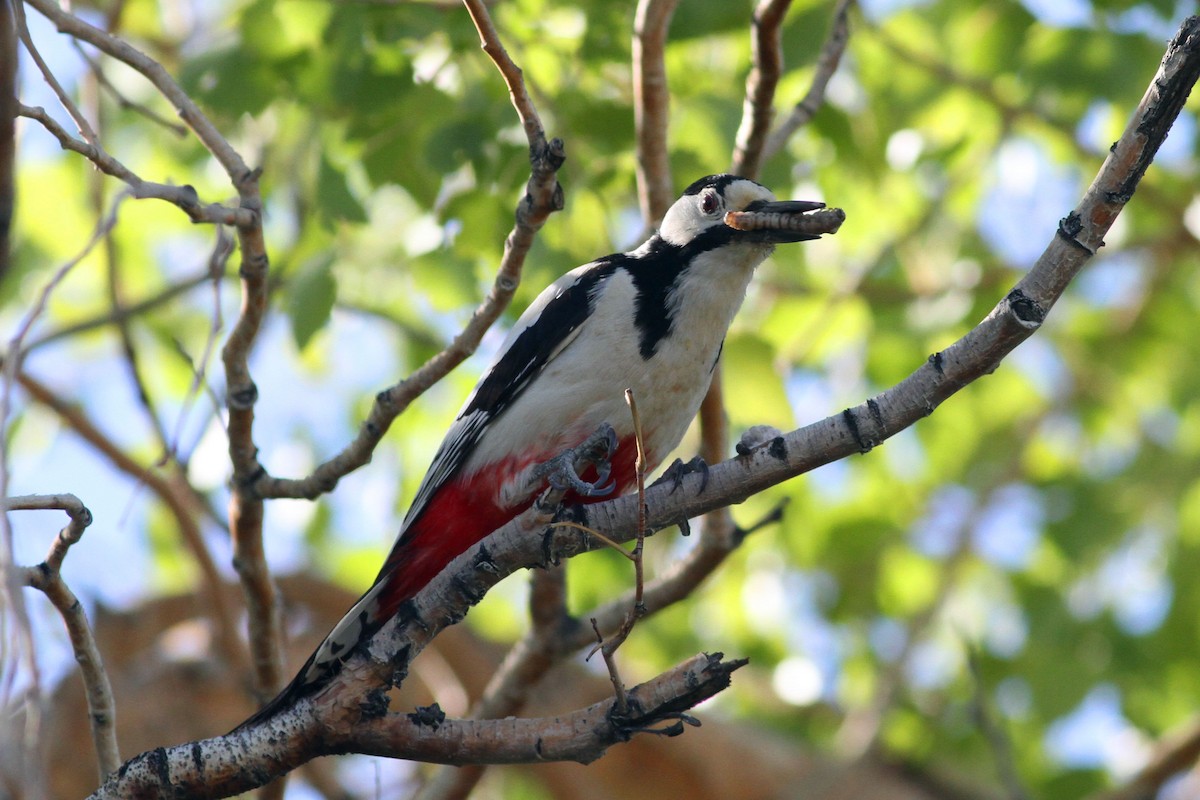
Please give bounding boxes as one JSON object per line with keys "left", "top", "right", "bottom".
{"left": 651, "top": 455, "right": 709, "bottom": 495}
{"left": 735, "top": 424, "right": 785, "bottom": 456}
{"left": 533, "top": 424, "right": 619, "bottom": 497}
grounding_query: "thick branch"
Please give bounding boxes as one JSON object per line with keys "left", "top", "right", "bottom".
{"left": 89, "top": 652, "right": 740, "bottom": 799}
{"left": 90, "top": 15, "right": 1200, "bottom": 797}
{"left": 350, "top": 652, "right": 740, "bottom": 764}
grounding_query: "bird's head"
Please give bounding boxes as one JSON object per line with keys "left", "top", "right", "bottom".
{"left": 658, "top": 174, "right": 842, "bottom": 249}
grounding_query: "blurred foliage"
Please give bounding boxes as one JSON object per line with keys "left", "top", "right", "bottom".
{"left": 11, "top": 0, "right": 1200, "bottom": 797}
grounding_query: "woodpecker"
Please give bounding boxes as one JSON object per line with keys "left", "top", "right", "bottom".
{"left": 239, "top": 174, "right": 842, "bottom": 727}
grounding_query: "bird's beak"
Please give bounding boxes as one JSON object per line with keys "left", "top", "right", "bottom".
{"left": 726, "top": 200, "right": 846, "bottom": 243}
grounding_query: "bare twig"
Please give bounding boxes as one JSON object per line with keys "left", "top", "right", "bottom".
{"left": 587, "top": 389, "right": 650, "bottom": 714}
{"left": 253, "top": 0, "right": 565, "bottom": 502}
{"left": 70, "top": 41, "right": 189, "bottom": 137}
{"left": 15, "top": 371, "right": 246, "bottom": 672}
{"left": 762, "top": 0, "right": 853, "bottom": 162}
{"left": 0, "top": 0, "right": 16, "bottom": 279}
{"left": 164, "top": 228, "right": 232, "bottom": 462}
{"left": 14, "top": 0, "right": 98, "bottom": 146}
{"left": 0, "top": 195, "right": 128, "bottom": 757}
{"left": 24, "top": 0, "right": 251, "bottom": 181}
{"left": 7, "top": 494, "right": 120, "bottom": 779}
{"left": 633, "top": 0, "right": 680, "bottom": 226}
{"left": 17, "top": 18, "right": 271, "bottom": 684}
{"left": 18, "top": 105, "right": 253, "bottom": 225}
{"left": 23, "top": 267, "right": 222, "bottom": 353}
{"left": 732, "top": 0, "right": 793, "bottom": 179}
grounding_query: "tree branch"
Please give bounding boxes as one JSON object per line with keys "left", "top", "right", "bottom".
{"left": 633, "top": 0, "right": 679, "bottom": 227}
{"left": 8, "top": 494, "right": 120, "bottom": 779}
{"left": 731, "top": 0, "right": 792, "bottom": 179}
{"left": 82, "top": 13, "right": 1200, "bottom": 797}
{"left": 351, "top": 652, "right": 739, "bottom": 764}
{"left": 23, "top": 0, "right": 251, "bottom": 182}
{"left": 252, "top": 0, "right": 564, "bottom": 502}
{"left": 22, "top": 266, "right": 222, "bottom": 353}
{"left": 1091, "top": 716, "right": 1200, "bottom": 800}
{"left": 19, "top": 105, "right": 252, "bottom": 224}
{"left": 88, "top": 650, "right": 741, "bottom": 799}
{"left": 15, "top": 371, "right": 247, "bottom": 673}
{"left": 762, "top": 0, "right": 853, "bottom": 162}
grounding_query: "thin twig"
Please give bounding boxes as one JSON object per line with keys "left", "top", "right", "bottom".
{"left": 762, "top": 0, "right": 853, "bottom": 162}
{"left": 14, "top": 0, "right": 99, "bottom": 146}
{"left": 0, "top": 192, "right": 126, "bottom": 776}
{"left": 966, "top": 646, "right": 1033, "bottom": 800}
{"left": 18, "top": 105, "right": 254, "bottom": 225}
{"left": 633, "top": 0, "right": 680, "bottom": 226}
{"left": 163, "top": 228, "right": 232, "bottom": 463}
{"left": 70, "top": 40, "right": 189, "bottom": 137}
{"left": 253, "top": 0, "right": 565, "bottom": 501}
{"left": 23, "top": 0, "right": 252, "bottom": 181}
{"left": 7, "top": 494, "right": 120, "bottom": 779}
{"left": 23, "top": 267, "right": 221, "bottom": 353}
{"left": 0, "top": 0, "right": 16, "bottom": 279}
{"left": 15, "top": 371, "right": 247, "bottom": 673}
{"left": 588, "top": 390, "right": 650, "bottom": 714}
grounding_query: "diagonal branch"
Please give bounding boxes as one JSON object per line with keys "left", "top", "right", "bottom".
{"left": 252, "top": 0, "right": 564, "bottom": 502}
{"left": 762, "top": 0, "right": 853, "bottom": 162}
{"left": 19, "top": 104, "right": 252, "bottom": 224}
{"left": 84, "top": 14, "right": 1200, "bottom": 799}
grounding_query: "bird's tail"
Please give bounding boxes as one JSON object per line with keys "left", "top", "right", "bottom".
{"left": 231, "top": 563, "right": 403, "bottom": 731}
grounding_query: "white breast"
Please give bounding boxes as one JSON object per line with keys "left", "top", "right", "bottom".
{"left": 463, "top": 239, "right": 771, "bottom": 507}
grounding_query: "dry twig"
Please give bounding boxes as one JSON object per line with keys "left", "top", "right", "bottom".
{"left": 7, "top": 494, "right": 119, "bottom": 779}
{"left": 762, "top": 0, "right": 853, "bottom": 162}
{"left": 251, "top": 0, "right": 564, "bottom": 503}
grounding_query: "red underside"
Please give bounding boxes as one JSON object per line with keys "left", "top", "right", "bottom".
{"left": 372, "top": 434, "right": 641, "bottom": 617}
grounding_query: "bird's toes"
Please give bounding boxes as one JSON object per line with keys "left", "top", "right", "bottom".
{"left": 651, "top": 455, "right": 708, "bottom": 495}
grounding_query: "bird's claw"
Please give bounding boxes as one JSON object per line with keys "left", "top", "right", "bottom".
{"left": 736, "top": 424, "right": 785, "bottom": 456}
{"left": 652, "top": 455, "right": 709, "bottom": 495}
{"left": 535, "top": 424, "right": 618, "bottom": 497}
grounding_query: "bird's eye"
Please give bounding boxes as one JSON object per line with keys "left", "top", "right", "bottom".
{"left": 700, "top": 189, "right": 720, "bottom": 215}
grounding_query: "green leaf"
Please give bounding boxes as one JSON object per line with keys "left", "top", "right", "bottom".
{"left": 286, "top": 254, "right": 338, "bottom": 350}
{"left": 316, "top": 155, "right": 368, "bottom": 225}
